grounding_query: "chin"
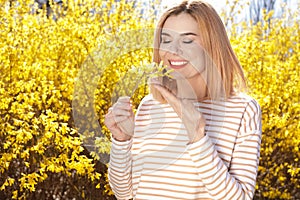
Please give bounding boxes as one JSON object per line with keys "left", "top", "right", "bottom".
{"left": 169, "top": 71, "right": 186, "bottom": 80}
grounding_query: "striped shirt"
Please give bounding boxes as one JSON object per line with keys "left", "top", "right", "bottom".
{"left": 109, "top": 93, "right": 262, "bottom": 200}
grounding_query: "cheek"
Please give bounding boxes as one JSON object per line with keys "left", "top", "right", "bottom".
{"left": 159, "top": 50, "right": 167, "bottom": 61}
{"left": 186, "top": 46, "right": 206, "bottom": 62}
{"left": 184, "top": 44, "right": 203, "bottom": 57}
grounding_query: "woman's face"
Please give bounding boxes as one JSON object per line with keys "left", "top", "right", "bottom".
{"left": 159, "top": 13, "right": 206, "bottom": 80}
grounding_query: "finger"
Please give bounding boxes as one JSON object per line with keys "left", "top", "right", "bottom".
{"left": 153, "top": 84, "right": 180, "bottom": 106}
{"left": 105, "top": 110, "right": 130, "bottom": 123}
{"left": 114, "top": 115, "right": 130, "bottom": 123}
{"left": 106, "top": 107, "right": 113, "bottom": 116}
{"left": 112, "top": 110, "right": 133, "bottom": 117}
{"left": 114, "top": 101, "right": 132, "bottom": 111}
{"left": 105, "top": 114, "right": 128, "bottom": 135}
{"left": 118, "top": 96, "right": 131, "bottom": 103}
{"left": 104, "top": 112, "right": 117, "bottom": 123}
{"left": 111, "top": 108, "right": 132, "bottom": 117}
{"left": 118, "top": 120, "right": 134, "bottom": 136}
{"left": 181, "top": 98, "right": 196, "bottom": 105}
{"left": 149, "top": 77, "right": 163, "bottom": 86}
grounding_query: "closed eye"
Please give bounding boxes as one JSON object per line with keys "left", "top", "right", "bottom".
{"left": 161, "top": 37, "right": 172, "bottom": 44}
{"left": 182, "top": 39, "right": 193, "bottom": 44}
{"left": 161, "top": 32, "right": 172, "bottom": 44}
{"left": 182, "top": 36, "right": 195, "bottom": 44}
{"left": 162, "top": 40, "right": 171, "bottom": 44}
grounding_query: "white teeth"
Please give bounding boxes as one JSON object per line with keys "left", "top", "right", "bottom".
{"left": 170, "top": 61, "right": 188, "bottom": 66}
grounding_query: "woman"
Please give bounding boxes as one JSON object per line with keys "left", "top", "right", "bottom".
{"left": 105, "top": 1, "right": 262, "bottom": 199}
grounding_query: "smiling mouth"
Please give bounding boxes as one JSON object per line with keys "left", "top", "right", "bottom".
{"left": 169, "top": 60, "right": 189, "bottom": 69}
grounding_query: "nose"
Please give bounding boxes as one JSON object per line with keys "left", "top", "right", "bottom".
{"left": 159, "top": 38, "right": 183, "bottom": 55}
{"left": 168, "top": 42, "right": 183, "bottom": 55}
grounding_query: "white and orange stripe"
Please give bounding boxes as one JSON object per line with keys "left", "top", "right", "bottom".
{"left": 109, "top": 94, "right": 262, "bottom": 200}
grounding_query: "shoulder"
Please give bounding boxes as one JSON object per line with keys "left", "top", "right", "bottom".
{"left": 135, "top": 94, "right": 172, "bottom": 117}
{"left": 231, "top": 94, "right": 262, "bottom": 133}
{"left": 230, "top": 93, "right": 262, "bottom": 124}
{"left": 138, "top": 94, "right": 160, "bottom": 107}
{"left": 204, "top": 93, "right": 261, "bottom": 115}
{"left": 227, "top": 93, "right": 261, "bottom": 112}
{"left": 136, "top": 94, "right": 162, "bottom": 114}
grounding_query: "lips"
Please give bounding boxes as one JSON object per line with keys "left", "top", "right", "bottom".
{"left": 169, "top": 60, "right": 189, "bottom": 69}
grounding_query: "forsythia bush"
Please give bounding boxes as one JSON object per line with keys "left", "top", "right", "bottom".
{"left": 230, "top": 11, "right": 300, "bottom": 199}
{"left": 0, "top": 0, "right": 155, "bottom": 199}
{"left": 0, "top": 0, "right": 299, "bottom": 199}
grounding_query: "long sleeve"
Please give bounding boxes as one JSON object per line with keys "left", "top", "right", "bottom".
{"left": 108, "top": 138, "right": 133, "bottom": 199}
{"left": 187, "top": 99, "right": 262, "bottom": 200}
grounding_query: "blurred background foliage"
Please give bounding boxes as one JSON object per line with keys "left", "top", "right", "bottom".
{"left": 0, "top": 0, "right": 299, "bottom": 199}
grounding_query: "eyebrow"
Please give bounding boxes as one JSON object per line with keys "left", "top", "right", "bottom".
{"left": 161, "top": 32, "right": 198, "bottom": 36}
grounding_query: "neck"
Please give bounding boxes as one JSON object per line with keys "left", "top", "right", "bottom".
{"left": 176, "top": 74, "right": 207, "bottom": 101}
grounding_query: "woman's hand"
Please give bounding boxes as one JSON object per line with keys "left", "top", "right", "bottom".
{"left": 153, "top": 84, "right": 206, "bottom": 144}
{"left": 104, "top": 96, "right": 134, "bottom": 141}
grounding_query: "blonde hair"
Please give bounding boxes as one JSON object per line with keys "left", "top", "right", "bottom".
{"left": 151, "top": 0, "right": 246, "bottom": 103}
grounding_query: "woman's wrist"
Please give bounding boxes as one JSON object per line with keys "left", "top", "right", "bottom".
{"left": 187, "top": 126, "right": 206, "bottom": 144}
{"left": 112, "top": 134, "right": 132, "bottom": 142}
{"left": 187, "top": 132, "right": 206, "bottom": 144}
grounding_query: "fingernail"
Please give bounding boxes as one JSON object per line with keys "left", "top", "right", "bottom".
{"left": 149, "top": 78, "right": 160, "bottom": 84}
{"left": 153, "top": 84, "right": 162, "bottom": 90}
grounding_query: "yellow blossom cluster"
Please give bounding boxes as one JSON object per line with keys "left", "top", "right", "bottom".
{"left": 0, "top": 0, "right": 299, "bottom": 199}
{"left": 0, "top": 0, "right": 155, "bottom": 199}
{"left": 230, "top": 10, "right": 300, "bottom": 199}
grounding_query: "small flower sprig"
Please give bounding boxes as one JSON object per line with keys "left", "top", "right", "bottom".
{"left": 111, "top": 61, "right": 173, "bottom": 102}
